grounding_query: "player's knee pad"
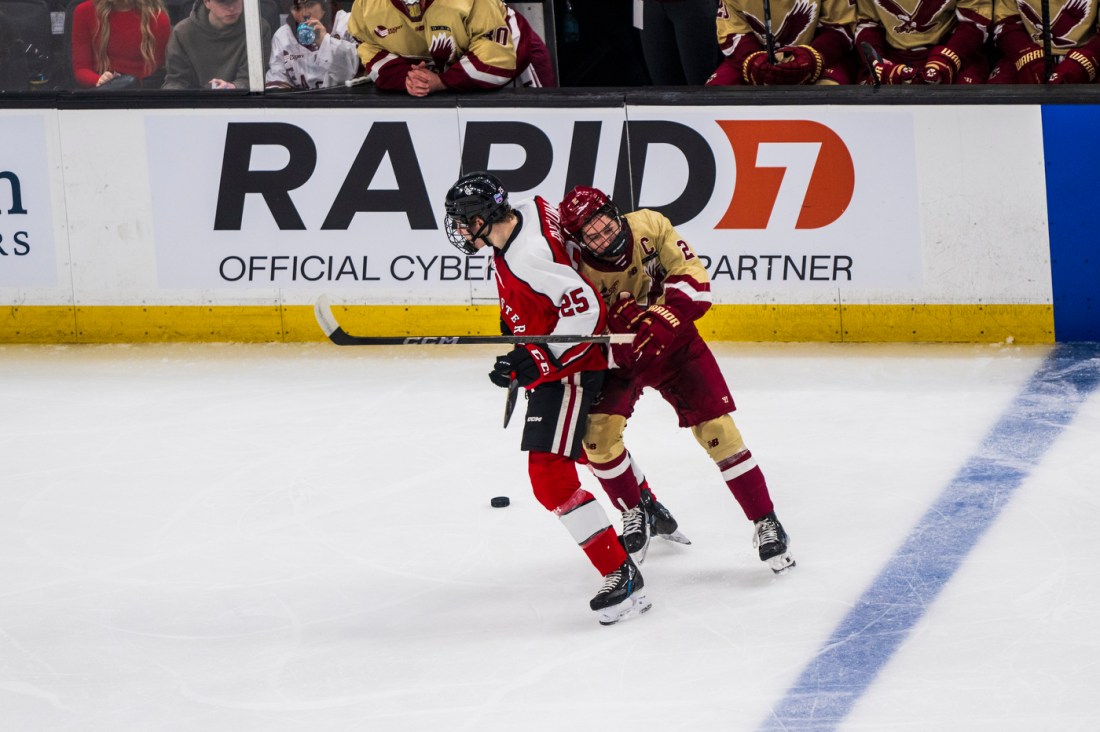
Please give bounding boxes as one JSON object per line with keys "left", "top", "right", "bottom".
{"left": 583, "top": 413, "right": 627, "bottom": 465}
{"left": 690, "top": 415, "right": 746, "bottom": 463}
{"left": 528, "top": 451, "right": 581, "bottom": 511}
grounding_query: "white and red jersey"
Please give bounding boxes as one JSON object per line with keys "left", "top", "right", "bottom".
{"left": 266, "top": 10, "right": 360, "bottom": 90}
{"left": 492, "top": 196, "right": 609, "bottom": 388}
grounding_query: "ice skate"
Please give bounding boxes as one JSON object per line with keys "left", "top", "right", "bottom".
{"left": 590, "top": 556, "right": 651, "bottom": 625}
{"left": 619, "top": 503, "right": 651, "bottom": 563}
{"left": 753, "top": 512, "right": 795, "bottom": 574}
{"left": 640, "top": 486, "right": 691, "bottom": 545}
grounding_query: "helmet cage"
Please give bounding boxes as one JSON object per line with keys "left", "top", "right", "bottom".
{"left": 444, "top": 173, "right": 509, "bottom": 256}
{"left": 560, "top": 187, "right": 628, "bottom": 260}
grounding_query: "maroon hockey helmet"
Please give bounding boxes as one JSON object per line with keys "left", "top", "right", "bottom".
{"left": 559, "top": 186, "right": 628, "bottom": 260}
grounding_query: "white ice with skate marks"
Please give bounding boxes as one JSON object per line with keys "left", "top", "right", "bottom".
{"left": 1, "top": 343, "right": 1098, "bottom": 731}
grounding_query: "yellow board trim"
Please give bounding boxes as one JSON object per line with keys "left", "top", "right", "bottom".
{"left": 0, "top": 303, "right": 1054, "bottom": 344}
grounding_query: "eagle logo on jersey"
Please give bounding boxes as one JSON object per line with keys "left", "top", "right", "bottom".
{"left": 874, "top": 0, "right": 951, "bottom": 34}
{"left": 744, "top": 0, "right": 818, "bottom": 45}
{"left": 429, "top": 32, "right": 456, "bottom": 68}
{"left": 1019, "top": 0, "right": 1089, "bottom": 47}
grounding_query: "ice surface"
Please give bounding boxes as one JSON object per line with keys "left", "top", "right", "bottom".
{"left": 1, "top": 342, "right": 1098, "bottom": 731}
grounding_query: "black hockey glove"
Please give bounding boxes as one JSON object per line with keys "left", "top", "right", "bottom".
{"left": 489, "top": 347, "right": 540, "bottom": 388}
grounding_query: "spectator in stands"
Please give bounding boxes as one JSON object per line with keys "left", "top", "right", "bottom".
{"left": 266, "top": 0, "right": 359, "bottom": 89}
{"left": 641, "top": 0, "right": 721, "bottom": 85}
{"left": 706, "top": 0, "right": 856, "bottom": 85}
{"left": 162, "top": 0, "right": 271, "bottom": 89}
{"left": 348, "top": 0, "right": 555, "bottom": 95}
{"left": 853, "top": 0, "right": 992, "bottom": 84}
{"left": 71, "top": 0, "right": 171, "bottom": 89}
{"left": 988, "top": 0, "right": 1100, "bottom": 84}
{"left": 0, "top": 8, "right": 52, "bottom": 91}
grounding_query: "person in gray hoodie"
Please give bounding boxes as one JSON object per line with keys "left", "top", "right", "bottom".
{"left": 162, "top": 0, "right": 270, "bottom": 89}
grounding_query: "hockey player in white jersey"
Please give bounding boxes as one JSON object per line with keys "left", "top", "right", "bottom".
{"left": 443, "top": 172, "right": 650, "bottom": 625}
{"left": 266, "top": 0, "right": 359, "bottom": 90}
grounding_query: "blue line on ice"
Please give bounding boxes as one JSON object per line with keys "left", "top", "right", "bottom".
{"left": 760, "top": 344, "right": 1100, "bottom": 731}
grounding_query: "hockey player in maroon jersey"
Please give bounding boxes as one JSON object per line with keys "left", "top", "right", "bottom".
{"left": 706, "top": 0, "right": 857, "bottom": 86}
{"left": 560, "top": 186, "right": 796, "bottom": 575}
{"left": 348, "top": 0, "right": 555, "bottom": 95}
{"left": 987, "top": 0, "right": 1100, "bottom": 83}
{"left": 443, "top": 172, "right": 650, "bottom": 625}
{"left": 854, "top": 0, "right": 993, "bottom": 84}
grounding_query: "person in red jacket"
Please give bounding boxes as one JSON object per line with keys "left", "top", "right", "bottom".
{"left": 71, "top": 0, "right": 171, "bottom": 88}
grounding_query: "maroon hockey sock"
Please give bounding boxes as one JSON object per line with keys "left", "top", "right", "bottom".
{"left": 588, "top": 450, "right": 642, "bottom": 510}
{"left": 717, "top": 450, "right": 774, "bottom": 521}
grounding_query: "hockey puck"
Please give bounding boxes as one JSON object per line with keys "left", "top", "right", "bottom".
{"left": 490, "top": 496, "right": 510, "bottom": 508}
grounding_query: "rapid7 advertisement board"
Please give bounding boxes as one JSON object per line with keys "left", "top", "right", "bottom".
{"left": 145, "top": 105, "right": 964, "bottom": 302}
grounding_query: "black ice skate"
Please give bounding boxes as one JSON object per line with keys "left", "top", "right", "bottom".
{"left": 590, "top": 556, "right": 651, "bottom": 626}
{"left": 640, "top": 486, "right": 691, "bottom": 545}
{"left": 619, "top": 503, "right": 651, "bottom": 563}
{"left": 753, "top": 511, "right": 796, "bottom": 574}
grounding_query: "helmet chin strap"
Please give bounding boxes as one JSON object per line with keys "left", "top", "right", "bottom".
{"left": 469, "top": 217, "right": 495, "bottom": 248}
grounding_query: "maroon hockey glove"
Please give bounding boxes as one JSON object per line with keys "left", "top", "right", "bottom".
{"left": 489, "top": 347, "right": 540, "bottom": 388}
{"left": 742, "top": 51, "right": 771, "bottom": 86}
{"left": 761, "top": 45, "right": 824, "bottom": 85}
{"left": 874, "top": 59, "right": 918, "bottom": 85}
{"left": 607, "top": 294, "right": 647, "bottom": 334}
{"left": 1049, "top": 49, "right": 1099, "bottom": 84}
{"left": 631, "top": 305, "right": 681, "bottom": 372}
{"left": 921, "top": 46, "right": 963, "bottom": 84}
{"left": 1014, "top": 49, "right": 1049, "bottom": 84}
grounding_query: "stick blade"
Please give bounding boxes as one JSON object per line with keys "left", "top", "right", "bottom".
{"left": 314, "top": 295, "right": 340, "bottom": 338}
{"left": 503, "top": 380, "right": 519, "bottom": 428}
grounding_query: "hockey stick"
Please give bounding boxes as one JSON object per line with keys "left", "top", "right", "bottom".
{"left": 502, "top": 379, "right": 520, "bottom": 428}
{"left": 314, "top": 296, "right": 634, "bottom": 346}
{"left": 1040, "top": 0, "right": 1053, "bottom": 82}
{"left": 859, "top": 41, "right": 882, "bottom": 88}
{"left": 762, "top": 0, "right": 777, "bottom": 63}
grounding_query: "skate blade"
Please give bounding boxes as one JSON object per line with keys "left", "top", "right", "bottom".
{"left": 655, "top": 529, "right": 691, "bottom": 545}
{"left": 766, "top": 552, "right": 796, "bottom": 574}
{"left": 596, "top": 592, "right": 652, "bottom": 626}
{"left": 629, "top": 535, "right": 651, "bottom": 565}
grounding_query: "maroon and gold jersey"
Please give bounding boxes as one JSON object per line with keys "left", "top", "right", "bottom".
{"left": 855, "top": 0, "right": 992, "bottom": 52}
{"left": 717, "top": 0, "right": 856, "bottom": 58}
{"left": 575, "top": 209, "right": 713, "bottom": 327}
{"left": 348, "top": 0, "right": 517, "bottom": 91}
{"left": 993, "top": 0, "right": 1100, "bottom": 52}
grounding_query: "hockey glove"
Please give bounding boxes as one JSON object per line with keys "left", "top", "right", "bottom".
{"left": 921, "top": 46, "right": 962, "bottom": 84}
{"left": 1049, "top": 50, "right": 1099, "bottom": 84}
{"left": 1012, "top": 46, "right": 1049, "bottom": 84}
{"left": 489, "top": 347, "right": 540, "bottom": 388}
{"left": 873, "top": 59, "right": 918, "bottom": 85}
{"left": 631, "top": 305, "right": 681, "bottom": 372}
{"left": 742, "top": 51, "right": 772, "bottom": 86}
{"left": 761, "top": 45, "right": 824, "bottom": 85}
{"left": 606, "top": 293, "right": 647, "bottom": 334}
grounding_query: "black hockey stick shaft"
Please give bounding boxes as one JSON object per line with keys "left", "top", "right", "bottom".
{"left": 314, "top": 296, "right": 633, "bottom": 347}
{"left": 1041, "top": 0, "right": 1053, "bottom": 82}
{"left": 859, "top": 41, "right": 882, "bottom": 88}
{"left": 762, "top": 0, "right": 777, "bottom": 63}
